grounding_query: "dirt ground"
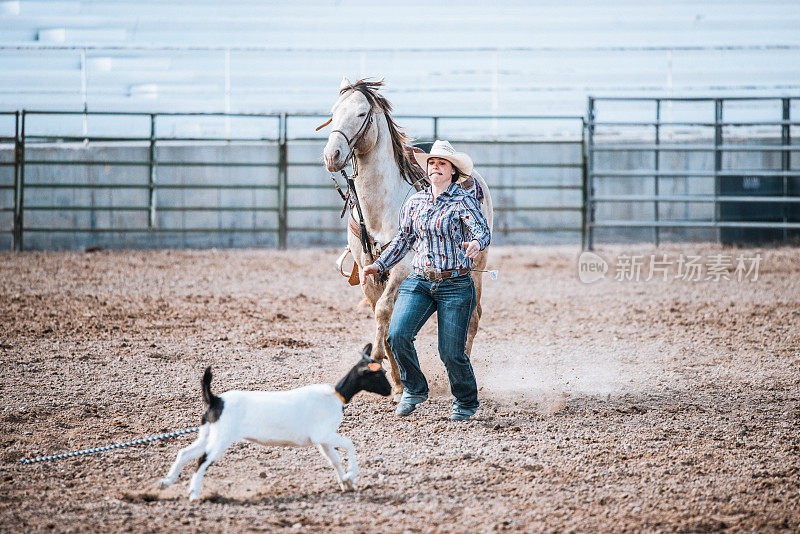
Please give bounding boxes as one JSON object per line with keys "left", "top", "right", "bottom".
{"left": 1, "top": 244, "right": 798, "bottom": 533}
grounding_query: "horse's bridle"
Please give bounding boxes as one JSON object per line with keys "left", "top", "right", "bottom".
{"left": 330, "top": 108, "right": 374, "bottom": 166}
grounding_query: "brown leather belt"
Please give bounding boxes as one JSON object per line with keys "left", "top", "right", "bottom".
{"left": 414, "top": 268, "right": 470, "bottom": 282}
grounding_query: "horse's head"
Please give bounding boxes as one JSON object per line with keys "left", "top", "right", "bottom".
{"left": 323, "top": 77, "right": 379, "bottom": 172}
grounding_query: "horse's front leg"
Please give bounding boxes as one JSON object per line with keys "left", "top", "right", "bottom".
{"left": 370, "top": 268, "right": 406, "bottom": 400}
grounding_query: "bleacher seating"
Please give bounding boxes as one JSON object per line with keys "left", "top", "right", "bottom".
{"left": 0, "top": 0, "right": 798, "bottom": 120}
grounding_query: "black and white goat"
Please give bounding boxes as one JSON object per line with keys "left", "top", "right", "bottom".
{"left": 159, "top": 344, "right": 391, "bottom": 500}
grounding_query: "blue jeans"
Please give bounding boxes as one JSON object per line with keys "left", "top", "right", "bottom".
{"left": 387, "top": 273, "right": 478, "bottom": 416}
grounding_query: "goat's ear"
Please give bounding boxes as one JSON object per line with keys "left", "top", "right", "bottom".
{"left": 361, "top": 343, "right": 373, "bottom": 361}
{"left": 358, "top": 362, "right": 382, "bottom": 375}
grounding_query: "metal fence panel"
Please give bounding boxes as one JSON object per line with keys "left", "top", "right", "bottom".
{"left": 6, "top": 111, "right": 586, "bottom": 251}
{"left": 585, "top": 96, "right": 800, "bottom": 249}
{"left": 7, "top": 102, "right": 800, "bottom": 252}
{"left": 13, "top": 111, "right": 282, "bottom": 250}
{"left": 282, "top": 113, "right": 586, "bottom": 247}
{"left": 0, "top": 112, "right": 17, "bottom": 250}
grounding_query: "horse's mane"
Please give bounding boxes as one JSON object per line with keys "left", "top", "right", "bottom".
{"left": 340, "top": 79, "right": 425, "bottom": 185}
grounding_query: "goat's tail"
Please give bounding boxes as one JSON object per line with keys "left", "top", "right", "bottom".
{"left": 201, "top": 366, "right": 215, "bottom": 405}
{"left": 200, "top": 366, "right": 224, "bottom": 424}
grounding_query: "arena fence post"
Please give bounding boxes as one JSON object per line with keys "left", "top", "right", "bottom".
{"left": 580, "top": 116, "right": 588, "bottom": 250}
{"left": 713, "top": 99, "right": 723, "bottom": 243}
{"left": 12, "top": 110, "right": 25, "bottom": 251}
{"left": 277, "top": 112, "right": 288, "bottom": 249}
{"left": 11, "top": 111, "right": 20, "bottom": 250}
{"left": 583, "top": 98, "right": 595, "bottom": 251}
{"left": 148, "top": 113, "right": 157, "bottom": 230}
{"left": 782, "top": 98, "right": 790, "bottom": 241}
{"left": 653, "top": 99, "right": 661, "bottom": 247}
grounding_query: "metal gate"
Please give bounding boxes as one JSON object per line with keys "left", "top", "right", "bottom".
{"left": 584, "top": 96, "right": 800, "bottom": 250}
{"left": 5, "top": 101, "right": 800, "bottom": 252}
{"left": 2, "top": 111, "right": 586, "bottom": 251}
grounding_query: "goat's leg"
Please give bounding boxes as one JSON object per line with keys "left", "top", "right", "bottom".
{"left": 329, "top": 434, "right": 358, "bottom": 490}
{"left": 159, "top": 424, "right": 209, "bottom": 488}
{"left": 317, "top": 443, "right": 349, "bottom": 491}
{"left": 187, "top": 438, "right": 232, "bottom": 501}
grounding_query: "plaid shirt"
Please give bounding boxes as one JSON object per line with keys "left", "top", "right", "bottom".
{"left": 374, "top": 182, "right": 491, "bottom": 273}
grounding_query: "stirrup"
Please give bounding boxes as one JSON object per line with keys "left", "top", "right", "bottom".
{"left": 335, "top": 247, "right": 351, "bottom": 277}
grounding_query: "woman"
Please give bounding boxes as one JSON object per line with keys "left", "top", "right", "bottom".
{"left": 362, "top": 140, "right": 491, "bottom": 421}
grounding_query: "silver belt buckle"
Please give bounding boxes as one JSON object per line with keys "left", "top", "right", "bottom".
{"left": 420, "top": 268, "right": 439, "bottom": 282}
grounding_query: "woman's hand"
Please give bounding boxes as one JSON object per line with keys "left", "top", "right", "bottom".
{"left": 462, "top": 240, "right": 481, "bottom": 259}
{"left": 361, "top": 263, "right": 380, "bottom": 284}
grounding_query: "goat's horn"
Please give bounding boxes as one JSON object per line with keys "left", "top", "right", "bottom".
{"left": 315, "top": 117, "right": 333, "bottom": 131}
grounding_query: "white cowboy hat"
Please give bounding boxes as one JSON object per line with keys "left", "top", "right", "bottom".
{"left": 413, "top": 139, "right": 473, "bottom": 180}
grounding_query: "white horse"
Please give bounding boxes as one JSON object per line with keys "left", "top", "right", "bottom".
{"left": 322, "top": 78, "right": 494, "bottom": 399}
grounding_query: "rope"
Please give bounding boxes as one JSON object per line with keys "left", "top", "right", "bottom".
{"left": 18, "top": 426, "right": 199, "bottom": 465}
